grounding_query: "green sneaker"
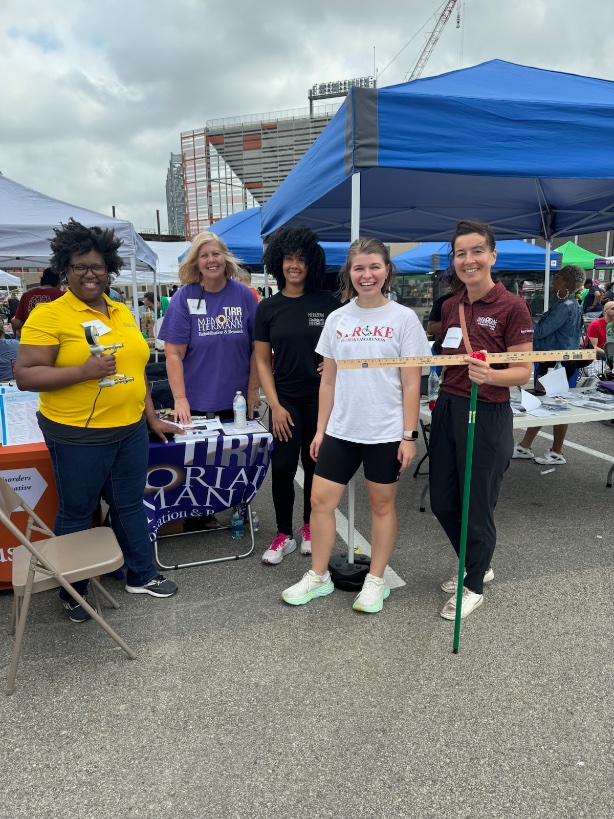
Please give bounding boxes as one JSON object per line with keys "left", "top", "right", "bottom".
{"left": 282, "top": 570, "right": 334, "bottom": 606}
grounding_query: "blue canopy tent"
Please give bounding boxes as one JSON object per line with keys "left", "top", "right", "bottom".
{"left": 261, "top": 59, "right": 614, "bottom": 311}
{"left": 394, "top": 240, "right": 561, "bottom": 273}
{"left": 261, "top": 59, "right": 614, "bottom": 557}
{"left": 208, "top": 207, "right": 350, "bottom": 271}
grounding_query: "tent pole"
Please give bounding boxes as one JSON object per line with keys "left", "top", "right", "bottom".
{"left": 346, "top": 173, "right": 361, "bottom": 565}
{"left": 153, "top": 264, "right": 159, "bottom": 363}
{"left": 543, "top": 241, "right": 551, "bottom": 312}
{"left": 130, "top": 255, "right": 139, "bottom": 325}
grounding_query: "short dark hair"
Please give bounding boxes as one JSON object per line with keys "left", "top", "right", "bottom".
{"left": 451, "top": 219, "right": 496, "bottom": 253}
{"left": 50, "top": 218, "right": 123, "bottom": 283}
{"left": 40, "top": 267, "right": 59, "bottom": 286}
{"left": 263, "top": 225, "right": 326, "bottom": 292}
{"left": 447, "top": 220, "right": 497, "bottom": 293}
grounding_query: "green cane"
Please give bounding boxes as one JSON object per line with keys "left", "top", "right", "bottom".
{"left": 453, "top": 378, "right": 478, "bottom": 654}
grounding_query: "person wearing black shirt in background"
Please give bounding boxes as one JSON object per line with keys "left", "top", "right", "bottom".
{"left": 255, "top": 226, "right": 339, "bottom": 565}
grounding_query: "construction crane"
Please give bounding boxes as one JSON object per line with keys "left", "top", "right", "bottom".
{"left": 407, "top": 0, "right": 459, "bottom": 81}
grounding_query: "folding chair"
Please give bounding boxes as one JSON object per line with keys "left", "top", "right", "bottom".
{"left": 0, "top": 478, "right": 136, "bottom": 696}
{"left": 603, "top": 340, "right": 614, "bottom": 368}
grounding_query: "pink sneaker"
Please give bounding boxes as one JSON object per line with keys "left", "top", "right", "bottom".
{"left": 298, "top": 523, "right": 311, "bottom": 555}
{"left": 262, "top": 533, "right": 297, "bottom": 565}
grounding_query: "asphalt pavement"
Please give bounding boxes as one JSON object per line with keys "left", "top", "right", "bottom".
{"left": 0, "top": 415, "right": 612, "bottom": 818}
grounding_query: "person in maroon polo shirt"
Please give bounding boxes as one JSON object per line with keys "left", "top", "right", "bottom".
{"left": 429, "top": 220, "right": 534, "bottom": 622}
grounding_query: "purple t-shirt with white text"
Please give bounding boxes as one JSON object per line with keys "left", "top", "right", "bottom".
{"left": 160, "top": 278, "right": 256, "bottom": 412}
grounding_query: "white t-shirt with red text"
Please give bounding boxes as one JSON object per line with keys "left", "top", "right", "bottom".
{"left": 316, "top": 299, "right": 431, "bottom": 444}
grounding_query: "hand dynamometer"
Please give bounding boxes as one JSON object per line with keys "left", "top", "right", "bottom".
{"left": 84, "top": 325, "right": 134, "bottom": 388}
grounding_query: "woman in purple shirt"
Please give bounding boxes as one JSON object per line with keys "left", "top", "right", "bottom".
{"left": 161, "top": 233, "right": 260, "bottom": 424}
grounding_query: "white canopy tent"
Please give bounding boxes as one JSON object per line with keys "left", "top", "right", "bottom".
{"left": 114, "top": 241, "right": 189, "bottom": 286}
{"left": 0, "top": 269, "right": 21, "bottom": 287}
{"left": 0, "top": 174, "right": 157, "bottom": 322}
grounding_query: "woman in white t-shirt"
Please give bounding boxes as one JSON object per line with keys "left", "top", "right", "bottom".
{"left": 281, "top": 238, "right": 431, "bottom": 614}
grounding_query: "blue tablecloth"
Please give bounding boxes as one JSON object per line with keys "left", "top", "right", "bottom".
{"left": 145, "top": 427, "right": 273, "bottom": 540}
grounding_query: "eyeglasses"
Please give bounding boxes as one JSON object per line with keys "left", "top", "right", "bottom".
{"left": 68, "top": 264, "right": 107, "bottom": 276}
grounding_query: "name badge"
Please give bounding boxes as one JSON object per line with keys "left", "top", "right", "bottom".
{"left": 187, "top": 298, "right": 207, "bottom": 316}
{"left": 81, "top": 320, "right": 111, "bottom": 337}
{"left": 443, "top": 327, "right": 463, "bottom": 348}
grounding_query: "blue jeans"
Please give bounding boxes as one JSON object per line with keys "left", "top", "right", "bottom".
{"left": 45, "top": 423, "right": 157, "bottom": 599}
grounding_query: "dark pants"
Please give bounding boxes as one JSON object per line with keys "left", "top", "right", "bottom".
{"left": 45, "top": 423, "right": 157, "bottom": 600}
{"left": 428, "top": 392, "right": 513, "bottom": 594}
{"left": 270, "top": 394, "right": 318, "bottom": 536}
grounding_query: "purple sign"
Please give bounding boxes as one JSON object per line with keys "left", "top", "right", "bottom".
{"left": 594, "top": 257, "right": 614, "bottom": 268}
{"left": 145, "top": 431, "right": 273, "bottom": 539}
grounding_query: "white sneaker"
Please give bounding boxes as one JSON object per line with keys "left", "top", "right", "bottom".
{"left": 512, "top": 444, "right": 534, "bottom": 459}
{"left": 440, "top": 587, "right": 484, "bottom": 620}
{"left": 298, "top": 523, "right": 311, "bottom": 555}
{"left": 262, "top": 533, "right": 296, "bottom": 565}
{"left": 281, "top": 570, "right": 334, "bottom": 606}
{"left": 440, "top": 567, "right": 494, "bottom": 593}
{"left": 352, "top": 573, "right": 390, "bottom": 613}
{"left": 534, "top": 449, "right": 566, "bottom": 465}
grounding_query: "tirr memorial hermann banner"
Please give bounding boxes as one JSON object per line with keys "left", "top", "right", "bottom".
{"left": 145, "top": 431, "right": 273, "bottom": 540}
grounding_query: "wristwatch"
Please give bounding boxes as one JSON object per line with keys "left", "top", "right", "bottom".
{"left": 403, "top": 430, "right": 419, "bottom": 441}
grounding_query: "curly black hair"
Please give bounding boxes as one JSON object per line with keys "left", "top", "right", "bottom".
{"left": 50, "top": 218, "right": 124, "bottom": 283}
{"left": 263, "top": 225, "right": 326, "bottom": 292}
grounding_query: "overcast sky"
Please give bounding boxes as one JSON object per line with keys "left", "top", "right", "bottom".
{"left": 2, "top": 0, "right": 614, "bottom": 233}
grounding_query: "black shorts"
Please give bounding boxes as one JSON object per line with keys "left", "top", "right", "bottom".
{"left": 314, "top": 434, "right": 401, "bottom": 485}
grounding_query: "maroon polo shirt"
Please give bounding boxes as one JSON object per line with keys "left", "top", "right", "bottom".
{"left": 440, "top": 281, "right": 534, "bottom": 402}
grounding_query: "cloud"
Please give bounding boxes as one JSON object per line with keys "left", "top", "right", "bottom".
{"left": 1, "top": 0, "right": 614, "bottom": 233}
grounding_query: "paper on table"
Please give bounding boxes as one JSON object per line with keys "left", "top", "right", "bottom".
{"left": 188, "top": 417, "right": 223, "bottom": 430}
{"left": 527, "top": 407, "right": 564, "bottom": 417}
{"left": 537, "top": 366, "right": 570, "bottom": 397}
{"left": 0, "top": 391, "right": 45, "bottom": 446}
{"left": 519, "top": 389, "right": 542, "bottom": 412}
{"left": 173, "top": 429, "right": 221, "bottom": 442}
{"left": 222, "top": 419, "right": 268, "bottom": 435}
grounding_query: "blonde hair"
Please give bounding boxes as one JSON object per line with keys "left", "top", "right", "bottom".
{"left": 338, "top": 237, "right": 396, "bottom": 303}
{"left": 178, "top": 232, "right": 240, "bottom": 285}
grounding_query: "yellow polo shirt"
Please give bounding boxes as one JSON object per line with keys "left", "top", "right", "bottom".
{"left": 20, "top": 290, "right": 150, "bottom": 428}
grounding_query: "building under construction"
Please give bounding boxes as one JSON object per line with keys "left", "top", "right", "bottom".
{"left": 179, "top": 102, "right": 339, "bottom": 240}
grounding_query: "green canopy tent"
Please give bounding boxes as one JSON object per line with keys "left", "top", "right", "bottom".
{"left": 555, "top": 241, "right": 604, "bottom": 271}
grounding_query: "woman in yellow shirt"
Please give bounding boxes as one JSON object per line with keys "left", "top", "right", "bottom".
{"left": 16, "top": 219, "right": 178, "bottom": 623}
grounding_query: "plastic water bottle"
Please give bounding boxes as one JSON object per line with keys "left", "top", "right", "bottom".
{"left": 231, "top": 507, "right": 244, "bottom": 540}
{"left": 251, "top": 510, "right": 260, "bottom": 532}
{"left": 428, "top": 366, "right": 440, "bottom": 411}
{"left": 233, "top": 390, "right": 247, "bottom": 427}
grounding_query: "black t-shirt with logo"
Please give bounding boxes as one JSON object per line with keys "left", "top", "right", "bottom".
{"left": 254, "top": 290, "right": 340, "bottom": 400}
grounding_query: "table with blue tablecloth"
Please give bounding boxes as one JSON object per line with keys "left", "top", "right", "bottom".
{"left": 146, "top": 424, "right": 273, "bottom": 569}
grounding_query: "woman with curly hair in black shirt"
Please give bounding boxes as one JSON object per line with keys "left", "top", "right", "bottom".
{"left": 255, "top": 226, "right": 339, "bottom": 564}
